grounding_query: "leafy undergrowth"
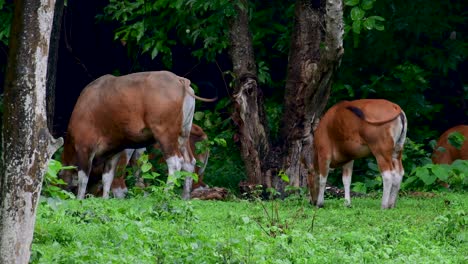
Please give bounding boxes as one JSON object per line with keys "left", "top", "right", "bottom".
{"left": 32, "top": 193, "right": 467, "bottom": 263}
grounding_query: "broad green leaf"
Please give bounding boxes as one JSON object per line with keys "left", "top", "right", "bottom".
{"left": 351, "top": 7, "right": 365, "bottom": 21}
{"left": 151, "top": 47, "right": 159, "bottom": 59}
{"left": 367, "top": 161, "right": 379, "bottom": 172}
{"left": 279, "top": 171, "right": 290, "bottom": 183}
{"left": 361, "top": 0, "right": 374, "bottom": 10}
{"left": 194, "top": 111, "right": 205, "bottom": 121}
{"left": 431, "top": 165, "right": 449, "bottom": 182}
{"left": 139, "top": 154, "right": 148, "bottom": 164}
{"left": 415, "top": 167, "right": 436, "bottom": 185}
{"left": 370, "top": 16, "right": 385, "bottom": 21}
{"left": 352, "top": 182, "right": 367, "bottom": 193}
{"left": 214, "top": 138, "right": 227, "bottom": 147}
{"left": 368, "top": 16, "right": 385, "bottom": 31}
{"left": 141, "top": 163, "right": 152, "bottom": 173}
{"left": 447, "top": 131, "right": 465, "bottom": 150}
{"left": 352, "top": 20, "right": 362, "bottom": 34}
{"left": 363, "top": 18, "right": 375, "bottom": 30}
{"left": 344, "top": 0, "right": 360, "bottom": 6}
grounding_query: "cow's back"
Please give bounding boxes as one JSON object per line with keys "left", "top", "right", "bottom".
{"left": 67, "top": 71, "right": 187, "bottom": 153}
{"left": 432, "top": 125, "right": 468, "bottom": 164}
{"left": 315, "top": 100, "right": 403, "bottom": 167}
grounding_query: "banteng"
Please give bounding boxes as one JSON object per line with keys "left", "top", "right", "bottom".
{"left": 432, "top": 125, "right": 468, "bottom": 164}
{"left": 309, "top": 99, "right": 407, "bottom": 209}
{"left": 87, "top": 124, "right": 210, "bottom": 198}
{"left": 60, "top": 71, "right": 215, "bottom": 200}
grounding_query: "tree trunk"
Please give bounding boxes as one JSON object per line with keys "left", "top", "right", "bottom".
{"left": 275, "top": 0, "right": 344, "bottom": 191}
{"left": 229, "top": 0, "right": 343, "bottom": 193}
{"left": 229, "top": 0, "right": 270, "bottom": 187}
{"left": 46, "top": 0, "right": 65, "bottom": 133}
{"left": 0, "top": 0, "right": 63, "bottom": 263}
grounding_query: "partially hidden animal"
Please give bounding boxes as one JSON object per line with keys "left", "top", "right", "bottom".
{"left": 432, "top": 125, "right": 468, "bottom": 164}
{"left": 60, "top": 71, "right": 215, "bottom": 200}
{"left": 309, "top": 99, "right": 407, "bottom": 209}
{"left": 88, "top": 124, "right": 210, "bottom": 198}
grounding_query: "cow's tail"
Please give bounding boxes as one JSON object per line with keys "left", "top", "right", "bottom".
{"left": 346, "top": 106, "right": 401, "bottom": 125}
{"left": 180, "top": 78, "right": 218, "bottom": 102}
{"left": 394, "top": 110, "right": 407, "bottom": 154}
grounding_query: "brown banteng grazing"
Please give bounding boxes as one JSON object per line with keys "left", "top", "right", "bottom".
{"left": 87, "top": 124, "right": 210, "bottom": 198}
{"left": 133, "top": 123, "right": 210, "bottom": 190}
{"left": 60, "top": 71, "right": 215, "bottom": 200}
{"left": 309, "top": 99, "right": 407, "bottom": 209}
{"left": 86, "top": 148, "right": 138, "bottom": 198}
{"left": 432, "top": 125, "right": 468, "bottom": 164}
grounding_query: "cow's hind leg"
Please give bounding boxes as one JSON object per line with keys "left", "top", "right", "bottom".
{"left": 342, "top": 160, "right": 354, "bottom": 207}
{"left": 76, "top": 149, "right": 95, "bottom": 199}
{"left": 102, "top": 152, "right": 122, "bottom": 199}
{"left": 388, "top": 112, "right": 407, "bottom": 208}
{"left": 388, "top": 153, "right": 404, "bottom": 208}
{"left": 316, "top": 158, "right": 331, "bottom": 208}
{"left": 374, "top": 153, "right": 394, "bottom": 209}
{"left": 155, "top": 131, "right": 184, "bottom": 192}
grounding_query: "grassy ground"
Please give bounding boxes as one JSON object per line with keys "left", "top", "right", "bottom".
{"left": 32, "top": 192, "right": 467, "bottom": 263}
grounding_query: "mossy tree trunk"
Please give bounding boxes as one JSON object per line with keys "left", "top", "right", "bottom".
{"left": 0, "top": 0, "right": 63, "bottom": 263}
{"left": 229, "top": 0, "right": 344, "bottom": 193}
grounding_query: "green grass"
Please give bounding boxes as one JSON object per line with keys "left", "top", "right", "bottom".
{"left": 32, "top": 192, "right": 467, "bottom": 263}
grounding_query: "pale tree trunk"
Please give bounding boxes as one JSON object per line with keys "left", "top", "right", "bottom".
{"left": 0, "top": 0, "right": 63, "bottom": 263}
{"left": 229, "top": 0, "right": 270, "bottom": 187}
{"left": 229, "top": 0, "right": 343, "bottom": 193}
{"left": 275, "top": 0, "right": 344, "bottom": 191}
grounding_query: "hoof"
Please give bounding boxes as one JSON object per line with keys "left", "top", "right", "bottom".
{"left": 182, "top": 192, "right": 191, "bottom": 200}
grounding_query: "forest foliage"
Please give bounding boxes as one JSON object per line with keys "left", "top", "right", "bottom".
{"left": 0, "top": 0, "right": 467, "bottom": 194}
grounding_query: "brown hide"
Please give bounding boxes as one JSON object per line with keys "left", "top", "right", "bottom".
{"left": 309, "top": 99, "right": 407, "bottom": 209}
{"left": 61, "top": 71, "right": 208, "bottom": 199}
{"left": 342, "top": 99, "right": 402, "bottom": 124}
{"left": 432, "top": 125, "right": 468, "bottom": 164}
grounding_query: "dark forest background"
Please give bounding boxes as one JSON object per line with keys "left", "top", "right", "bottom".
{"left": 0, "top": 0, "right": 466, "bottom": 192}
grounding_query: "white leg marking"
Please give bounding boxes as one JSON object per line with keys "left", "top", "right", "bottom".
{"left": 381, "top": 170, "right": 393, "bottom": 209}
{"left": 102, "top": 154, "right": 121, "bottom": 199}
{"left": 102, "top": 172, "right": 113, "bottom": 199}
{"left": 317, "top": 174, "right": 328, "bottom": 207}
{"left": 77, "top": 170, "right": 89, "bottom": 199}
{"left": 389, "top": 166, "right": 403, "bottom": 208}
{"left": 342, "top": 161, "right": 354, "bottom": 207}
{"left": 166, "top": 155, "right": 183, "bottom": 189}
{"left": 123, "top": 149, "right": 135, "bottom": 164}
{"left": 112, "top": 187, "right": 128, "bottom": 199}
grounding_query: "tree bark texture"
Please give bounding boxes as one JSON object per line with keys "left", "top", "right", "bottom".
{"left": 0, "top": 0, "right": 63, "bottom": 263}
{"left": 46, "top": 0, "right": 65, "bottom": 132}
{"left": 229, "top": 0, "right": 270, "bottom": 186}
{"left": 229, "top": 0, "right": 343, "bottom": 192}
{"left": 276, "top": 0, "right": 344, "bottom": 190}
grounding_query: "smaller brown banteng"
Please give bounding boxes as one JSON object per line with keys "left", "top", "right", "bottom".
{"left": 309, "top": 99, "right": 407, "bottom": 209}
{"left": 432, "top": 125, "right": 468, "bottom": 164}
{"left": 87, "top": 124, "right": 210, "bottom": 198}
